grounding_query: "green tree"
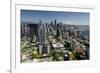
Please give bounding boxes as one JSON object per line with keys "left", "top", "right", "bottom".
{"left": 31, "top": 50, "right": 39, "bottom": 59}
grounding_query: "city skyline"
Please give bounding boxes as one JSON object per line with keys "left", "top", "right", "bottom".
{"left": 20, "top": 9, "right": 90, "bottom": 63}
{"left": 21, "top": 10, "right": 90, "bottom": 25}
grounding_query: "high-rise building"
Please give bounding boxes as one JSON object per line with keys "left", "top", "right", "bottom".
{"left": 27, "top": 23, "right": 38, "bottom": 44}
{"left": 38, "top": 20, "right": 47, "bottom": 55}
{"left": 21, "top": 23, "right": 28, "bottom": 37}
{"left": 54, "top": 19, "right": 57, "bottom": 26}
{"left": 21, "top": 24, "right": 25, "bottom": 37}
{"left": 38, "top": 21, "right": 45, "bottom": 45}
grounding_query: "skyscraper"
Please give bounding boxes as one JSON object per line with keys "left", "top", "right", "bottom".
{"left": 38, "top": 21, "right": 45, "bottom": 45}
{"left": 54, "top": 19, "right": 57, "bottom": 27}
{"left": 38, "top": 20, "right": 46, "bottom": 54}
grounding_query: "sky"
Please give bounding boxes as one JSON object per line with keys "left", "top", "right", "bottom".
{"left": 21, "top": 10, "right": 90, "bottom": 25}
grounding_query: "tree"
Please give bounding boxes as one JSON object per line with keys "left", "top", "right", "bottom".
{"left": 31, "top": 50, "right": 39, "bottom": 59}
{"left": 52, "top": 51, "right": 62, "bottom": 61}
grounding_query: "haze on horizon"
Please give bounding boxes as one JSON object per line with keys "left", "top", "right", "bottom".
{"left": 21, "top": 10, "right": 90, "bottom": 25}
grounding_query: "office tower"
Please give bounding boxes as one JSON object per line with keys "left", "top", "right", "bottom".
{"left": 21, "top": 23, "right": 25, "bottom": 37}
{"left": 45, "top": 23, "right": 48, "bottom": 33}
{"left": 38, "top": 20, "right": 46, "bottom": 55}
{"left": 54, "top": 19, "right": 57, "bottom": 27}
{"left": 24, "top": 24, "right": 27, "bottom": 37}
{"left": 21, "top": 23, "right": 28, "bottom": 37}
{"left": 56, "top": 23, "right": 60, "bottom": 37}
{"left": 51, "top": 21, "right": 53, "bottom": 27}
{"left": 27, "top": 23, "right": 38, "bottom": 45}
{"left": 59, "top": 22, "right": 62, "bottom": 30}
{"left": 38, "top": 21, "right": 45, "bottom": 45}
{"left": 59, "top": 22, "right": 63, "bottom": 41}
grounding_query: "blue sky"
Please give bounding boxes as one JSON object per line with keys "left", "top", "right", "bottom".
{"left": 21, "top": 10, "right": 90, "bottom": 25}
